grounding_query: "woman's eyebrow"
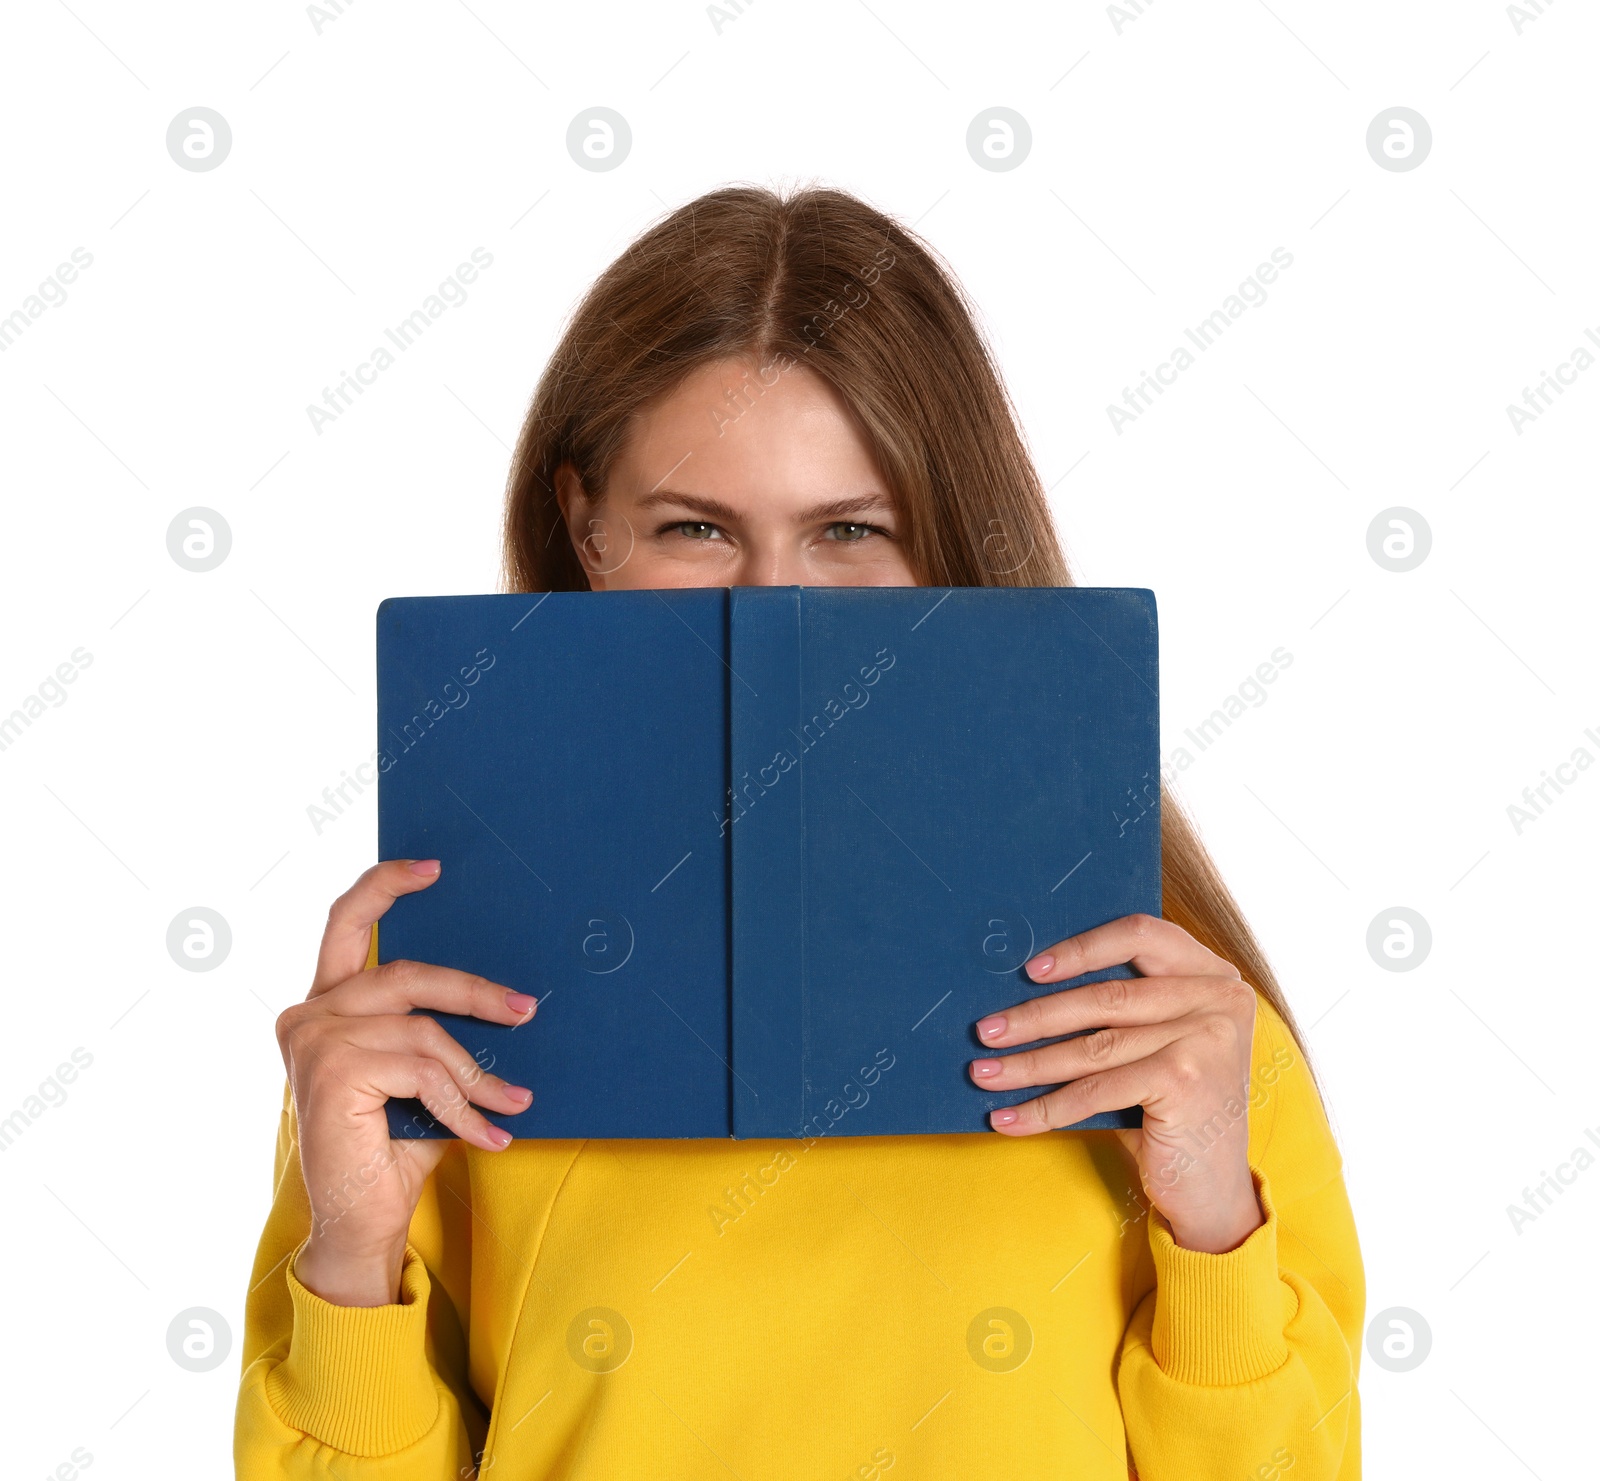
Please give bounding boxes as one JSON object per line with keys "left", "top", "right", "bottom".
{"left": 634, "top": 489, "right": 897, "bottom": 524}
{"left": 633, "top": 490, "right": 743, "bottom": 523}
{"left": 794, "top": 494, "right": 898, "bottom": 524}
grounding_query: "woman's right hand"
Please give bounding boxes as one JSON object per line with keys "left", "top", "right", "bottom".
{"left": 275, "top": 858, "right": 536, "bottom": 1307}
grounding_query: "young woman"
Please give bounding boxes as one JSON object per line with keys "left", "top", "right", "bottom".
{"left": 236, "top": 186, "right": 1363, "bottom": 1478}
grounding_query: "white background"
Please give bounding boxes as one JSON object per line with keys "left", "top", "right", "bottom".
{"left": 1, "top": 1, "right": 1595, "bottom": 1474}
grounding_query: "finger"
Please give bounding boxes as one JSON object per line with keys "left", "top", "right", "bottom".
{"left": 311, "top": 859, "right": 445, "bottom": 996}
{"left": 334, "top": 1014, "right": 535, "bottom": 1116}
{"left": 988, "top": 1059, "right": 1159, "bottom": 1137}
{"left": 975, "top": 973, "right": 1254, "bottom": 1049}
{"left": 970, "top": 1018, "right": 1187, "bottom": 1091}
{"left": 339, "top": 1048, "right": 519, "bottom": 1151}
{"left": 321, "top": 958, "right": 537, "bottom": 1026}
{"left": 1021, "top": 913, "right": 1238, "bottom": 989}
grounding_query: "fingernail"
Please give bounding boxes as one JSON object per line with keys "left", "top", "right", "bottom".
{"left": 991, "top": 1109, "right": 1018, "bottom": 1127}
{"left": 976, "top": 1015, "right": 1007, "bottom": 1039}
{"left": 504, "top": 1084, "right": 533, "bottom": 1104}
{"left": 506, "top": 991, "right": 536, "bottom": 1014}
{"left": 409, "top": 859, "right": 441, "bottom": 876}
{"left": 971, "top": 1059, "right": 1001, "bottom": 1079}
{"left": 487, "top": 1127, "right": 512, "bottom": 1148}
{"left": 1026, "top": 954, "right": 1053, "bottom": 978}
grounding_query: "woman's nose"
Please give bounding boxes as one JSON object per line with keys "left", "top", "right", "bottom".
{"left": 729, "top": 542, "right": 809, "bottom": 587}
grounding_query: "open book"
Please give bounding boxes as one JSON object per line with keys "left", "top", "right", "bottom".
{"left": 375, "top": 585, "right": 1159, "bottom": 1140}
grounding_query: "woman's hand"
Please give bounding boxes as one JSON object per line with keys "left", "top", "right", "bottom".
{"left": 276, "top": 859, "right": 537, "bottom": 1307}
{"left": 968, "top": 913, "right": 1262, "bottom": 1254}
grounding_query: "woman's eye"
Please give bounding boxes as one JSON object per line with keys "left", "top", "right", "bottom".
{"left": 824, "top": 522, "right": 877, "bottom": 543}
{"left": 669, "top": 521, "right": 721, "bottom": 541}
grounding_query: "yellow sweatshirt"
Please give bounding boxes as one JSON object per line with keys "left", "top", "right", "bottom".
{"left": 235, "top": 978, "right": 1364, "bottom": 1479}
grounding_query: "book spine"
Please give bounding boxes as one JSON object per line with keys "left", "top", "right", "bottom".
{"left": 729, "top": 587, "right": 809, "bottom": 1137}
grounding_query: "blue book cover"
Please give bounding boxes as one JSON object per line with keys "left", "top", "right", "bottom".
{"left": 376, "top": 586, "right": 1160, "bottom": 1141}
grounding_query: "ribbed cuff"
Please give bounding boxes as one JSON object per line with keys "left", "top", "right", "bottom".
{"left": 263, "top": 1242, "right": 440, "bottom": 1456}
{"left": 1148, "top": 1168, "right": 1294, "bottom": 1386}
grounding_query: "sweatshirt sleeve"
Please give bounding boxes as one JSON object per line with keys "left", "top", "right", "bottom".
{"left": 233, "top": 1080, "right": 487, "bottom": 1477}
{"left": 1115, "top": 994, "right": 1365, "bottom": 1480}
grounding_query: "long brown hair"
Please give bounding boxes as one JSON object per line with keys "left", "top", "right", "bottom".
{"left": 501, "top": 183, "right": 1316, "bottom": 1083}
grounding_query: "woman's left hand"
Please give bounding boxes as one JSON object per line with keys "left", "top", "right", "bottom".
{"left": 968, "top": 913, "right": 1263, "bottom": 1254}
